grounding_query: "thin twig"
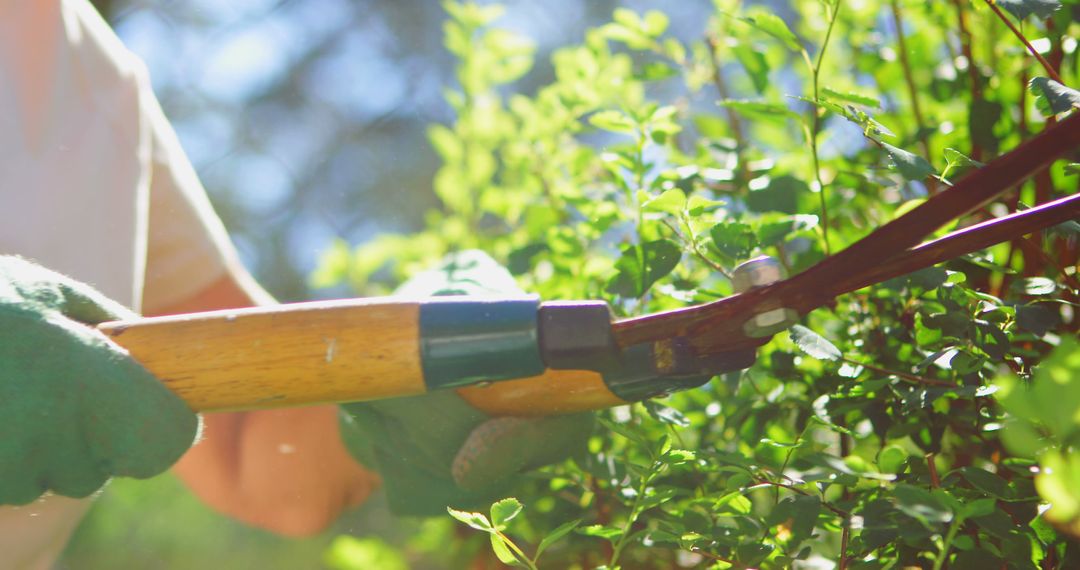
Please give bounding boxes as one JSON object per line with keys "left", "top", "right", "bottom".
{"left": 690, "top": 547, "right": 742, "bottom": 567}
{"left": 752, "top": 479, "right": 851, "bottom": 518}
{"left": 806, "top": 1, "right": 842, "bottom": 255}
{"left": 706, "top": 34, "right": 748, "bottom": 153}
{"left": 982, "top": 0, "right": 1063, "bottom": 83}
{"left": 927, "top": 453, "right": 941, "bottom": 488}
{"left": 889, "top": 0, "right": 932, "bottom": 160}
{"left": 839, "top": 523, "right": 850, "bottom": 570}
{"left": 952, "top": 0, "right": 983, "bottom": 161}
{"left": 842, "top": 356, "right": 956, "bottom": 388}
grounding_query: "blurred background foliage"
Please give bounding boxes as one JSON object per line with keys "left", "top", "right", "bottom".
{"left": 63, "top": 0, "right": 1079, "bottom": 568}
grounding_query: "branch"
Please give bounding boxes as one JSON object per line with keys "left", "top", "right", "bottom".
{"left": 982, "top": 0, "right": 1064, "bottom": 83}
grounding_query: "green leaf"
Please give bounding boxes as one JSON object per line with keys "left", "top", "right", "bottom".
{"left": 323, "top": 536, "right": 409, "bottom": 570}
{"left": 892, "top": 484, "right": 953, "bottom": 527}
{"left": 642, "top": 9, "right": 669, "bottom": 36}
{"left": 578, "top": 524, "right": 624, "bottom": 542}
{"left": 733, "top": 44, "right": 770, "bottom": 95}
{"left": 1013, "top": 277, "right": 1057, "bottom": 296}
{"left": 997, "top": 0, "right": 1061, "bottom": 20}
{"left": 718, "top": 99, "right": 796, "bottom": 123}
{"left": 489, "top": 534, "right": 523, "bottom": 566}
{"left": 643, "top": 400, "right": 690, "bottom": 427}
{"left": 790, "top": 325, "right": 842, "bottom": 361}
{"left": 746, "top": 175, "right": 805, "bottom": 214}
{"left": 881, "top": 142, "right": 936, "bottom": 180}
{"left": 709, "top": 222, "right": 758, "bottom": 259}
{"left": 642, "top": 188, "right": 687, "bottom": 215}
{"left": 606, "top": 239, "right": 682, "bottom": 297}
{"left": 878, "top": 445, "right": 909, "bottom": 475}
{"left": 490, "top": 498, "right": 523, "bottom": 529}
{"left": 589, "top": 110, "right": 636, "bottom": 133}
{"left": 741, "top": 10, "right": 801, "bottom": 51}
{"left": 1016, "top": 304, "right": 1057, "bottom": 335}
{"left": 535, "top": 519, "right": 582, "bottom": 559}
{"left": 943, "top": 148, "right": 982, "bottom": 169}
{"left": 821, "top": 87, "right": 880, "bottom": 108}
{"left": 959, "top": 467, "right": 1011, "bottom": 499}
{"left": 447, "top": 507, "right": 494, "bottom": 532}
{"left": 959, "top": 498, "right": 998, "bottom": 521}
{"left": 1029, "top": 77, "right": 1080, "bottom": 116}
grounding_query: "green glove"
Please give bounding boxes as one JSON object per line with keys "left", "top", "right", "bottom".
{"left": 0, "top": 256, "right": 198, "bottom": 505}
{"left": 338, "top": 250, "right": 594, "bottom": 516}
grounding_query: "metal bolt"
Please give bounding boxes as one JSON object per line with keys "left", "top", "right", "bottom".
{"left": 731, "top": 256, "right": 799, "bottom": 338}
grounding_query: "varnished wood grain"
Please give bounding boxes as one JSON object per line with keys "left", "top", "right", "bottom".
{"left": 98, "top": 299, "right": 426, "bottom": 411}
{"left": 458, "top": 370, "right": 626, "bottom": 417}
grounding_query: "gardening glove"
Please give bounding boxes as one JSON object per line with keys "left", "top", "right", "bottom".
{"left": 338, "top": 250, "right": 594, "bottom": 516}
{"left": 0, "top": 256, "right": 198, "bottom": 505}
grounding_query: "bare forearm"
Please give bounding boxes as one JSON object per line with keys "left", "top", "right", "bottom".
{"left": 154, "top": 271, "right": 377, "bottom": 536}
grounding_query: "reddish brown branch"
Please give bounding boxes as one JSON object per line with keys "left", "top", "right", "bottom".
{"left": 952, "top": 0, "right": 984, "bottom": 161}
{"left": 983, "top": 0, "right": 1063, "bottom": 83}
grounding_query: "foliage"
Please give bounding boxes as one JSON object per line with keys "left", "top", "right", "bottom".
{"left": 315, "top": 0, "right": 1080, "bottom": 568}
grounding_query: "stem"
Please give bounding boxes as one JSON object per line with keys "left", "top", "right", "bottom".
{"left": 804, "top": 1, "right": 842, "bottom": 255}
{"left": 841, "top": 357, "right": 956, "bottom": 387}
{"left": 752, "top": 479, "right": 851, "bottom": 518}
{"left": 706, "top": 34, "right": 748, "bottom": 151}
{"left": 927, "top": 453, "right": 941, "bottom": 488}
{"left": 982, "top": 0, "right": 1063, "bottom": 83}
{"left": 839, "top": 523, "right": 850, "bottom": 570}
{"left": 888, "top": 0, "right": 933, "bottom": 168}
{"left": 952, "top": 0, "right": 983, "bottom": 162}
{"left": 609, "top": 463, "right": 659, "bottom": 567}
{"left": 933, "top": 518, "right": 961, "bottom": 570}
{"left": 672, "top": 216, "right": 732, "bottom": 278}
{"left": 494, "top": 532, "right": 539, "bottom": 570}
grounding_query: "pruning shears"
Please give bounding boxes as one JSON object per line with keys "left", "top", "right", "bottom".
{"left": 98, "top": 113, "right": 1080, "bottom": 417}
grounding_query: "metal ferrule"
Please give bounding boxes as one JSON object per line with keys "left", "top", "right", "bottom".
{"left": 419, "top": 297, "right": 546, "bottom": 390}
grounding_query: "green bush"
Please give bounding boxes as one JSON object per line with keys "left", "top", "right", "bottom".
{"left": 315, "top": 1, "right": 1080, "bottom": 567}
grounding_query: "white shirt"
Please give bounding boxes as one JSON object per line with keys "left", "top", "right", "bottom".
{"left": 0, "top": 1, "right": 240, "bottom": 567}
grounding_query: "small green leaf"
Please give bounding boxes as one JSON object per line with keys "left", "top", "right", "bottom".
{"left": 790, "top": 325, "right": 842, "bottom": 361}
{"left": 959, "top": 498, "right": 998, "bottom": 521}
{"left": 578, "top": 524, "right": 624, "bottom": 542}
{"left": 589, "top": 110, "right": 636, "bottom": 133}
{"left": 960, "top": 467, "right": 1011, "bottom": 499}
{"left": 323, "top": 536, "right": 409, "bottom": 570}
{"left": 643, "top": 400, "right": 690, "bottom": 427}
{"left": 746, "top": 175, "right": 805, "bottom": 214}
{"left": 734, "top": 44, "right": 770, "bottom": 95}
{"left": 821, "top": 87, "right": 880, "bottom": 108}
{"left": 996, "top": 0, "right": 1061, "bottom": 20}
{"left": 606, "top": 239, "right": 682, "bottom": 297}
{"left": 741, "top": 10, "right": 801, "bottom": 51}
{"left": 718, "top": 99, "right": 796, "bottom": 123}
{"left": 448, "top": 507, "right": 494, "bottom": 532}
{"left": 881, "top": 142, "right": 936, "bottom": 180}
{"left": 1013, "top": 277, "right": 1057, "bottom": 296}
{"left": 490, "top": 498, "right": 523, "bottom": 529}
{"left": 642, "top": 188, "right": 687, "bottom": 215}
{"left": 536, "top": 519, "right": 582, "bottom": 559}
{"left": 878, "top": 445, "right": 909, "bottom": 474}
{"left": 709, "top": 222, "right": 758, "bottom": 259}
{"left": 642, "top": 9, "right": 669, "bottom": 36}
{"left": 943, "top": 148, "right": 983, "bottom": 169}
{"left": 1016, "top": 304, "right": 1057, "bottom": 335}
{"left": 488, "top": 534, "right": 522, "bottom": 566}
{"left": 892, "top": 484, "right": 953, "bottom": 527}
{"left": 1029, "top": 77, "right": 1080, "bottom": 116}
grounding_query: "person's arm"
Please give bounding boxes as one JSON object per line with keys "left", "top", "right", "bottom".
{"left": 154, "top": 270, "right": 379, "bottom": 537}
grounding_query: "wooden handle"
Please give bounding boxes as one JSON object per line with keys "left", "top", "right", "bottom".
{"left": 98, "top": 299, "right": 428, "bottom": 411}
{"left": 98, "top": 298, "right": 627, "bottom": 415}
